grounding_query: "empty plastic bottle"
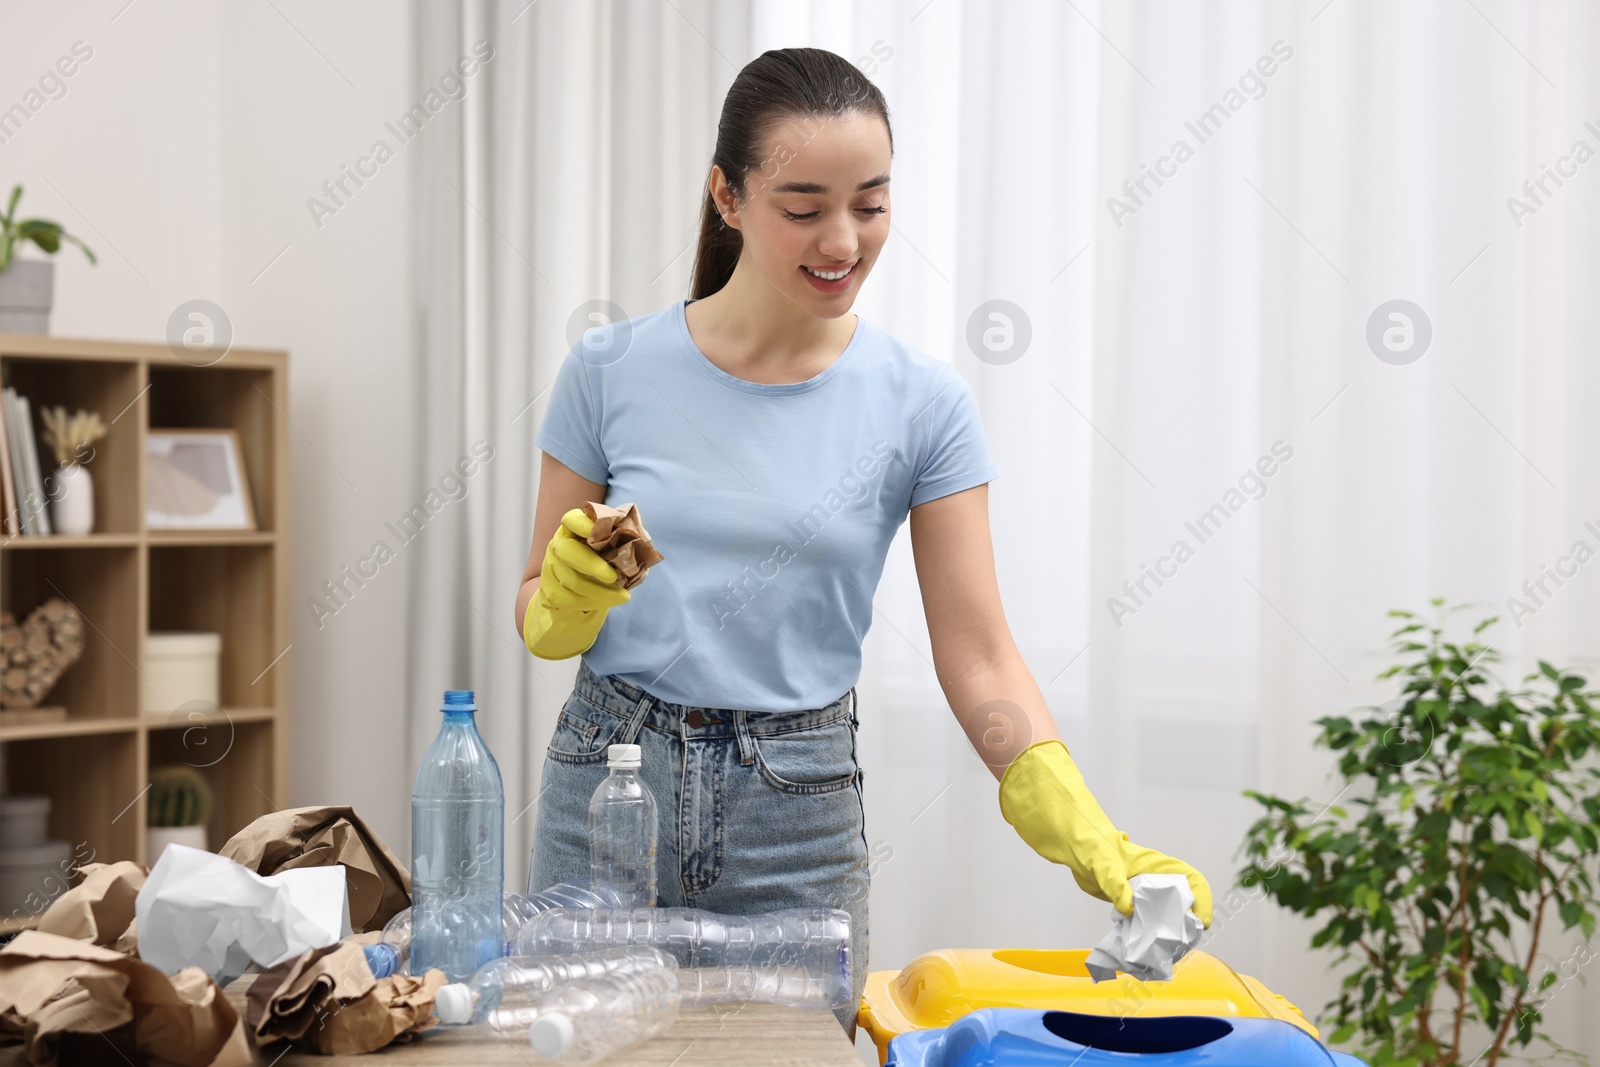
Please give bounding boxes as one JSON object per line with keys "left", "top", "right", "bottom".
{"left": 508, "top": 879, "right": 626, "bottom": 926}
{"left": 513, "top": 905, "right": 853, "bottom": 1009}
{"left": 588, "top": 744, "right": 658, "bottom": 907}
{"left": 433, "top": 945, "right": 675, "bottom": 1027}
{"left": 366, "top": 882, "right": 628, "bottom": 978}
{"left": 410, "top": 689, "right": 504, "bottom": 982}
{"left": 525, "top": 965, "right": 681, "bottom": 1063}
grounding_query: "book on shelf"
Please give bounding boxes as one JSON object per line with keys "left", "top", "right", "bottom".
{"left": 0, "top": 378, "right": 15, "bottom": 537}
{"left": 2, "top": 387, "right": 51, "bottom": 537}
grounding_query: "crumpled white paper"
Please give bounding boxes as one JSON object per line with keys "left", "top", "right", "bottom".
{"left": 1084, "top": 872, "right": 1205, "bottom": 983}
{"left": 135, "top": 843, "right": 351, "bottom": 987}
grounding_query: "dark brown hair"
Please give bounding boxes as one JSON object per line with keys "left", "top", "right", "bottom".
{"left": 690, "top": 47, "right": 893, "bottom": 300}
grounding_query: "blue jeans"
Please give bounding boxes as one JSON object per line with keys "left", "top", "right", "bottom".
{"left": 528, "top": 659, "right": 871, "bottom": 1037}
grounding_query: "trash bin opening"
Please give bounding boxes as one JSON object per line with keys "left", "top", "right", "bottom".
{"left": 1042, "top": 1011, "right": 1234, "bottom": 1053}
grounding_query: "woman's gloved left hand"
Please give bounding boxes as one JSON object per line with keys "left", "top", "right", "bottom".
{"left": 998, "top": 739, "right": 1213, "bottom": 927}
{"left": 521, "top": 508, "right": 631, "bottom": 660}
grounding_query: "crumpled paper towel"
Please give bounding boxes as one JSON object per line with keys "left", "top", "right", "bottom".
{"left": 1084, "top": 873, "right": 1205, "bottom": 982}
{"left": 135, "top": 844, "right": 351, "bottom": 988}
{"left": 218, "top": 805, "right": 411, "bottom": 934}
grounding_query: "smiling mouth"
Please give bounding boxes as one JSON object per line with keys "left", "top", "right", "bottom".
{"left": 802, "top": 262, "right": 858, "bottom": 281}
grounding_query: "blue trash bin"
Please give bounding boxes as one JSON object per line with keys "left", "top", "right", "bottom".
{"left": 885, "top": 1008, "right": 1371, "bottom": 1067}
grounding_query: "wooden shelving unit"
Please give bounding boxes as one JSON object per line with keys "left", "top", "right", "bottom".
{"left": 0, "top": 335, "right": 289, "bottom": 869}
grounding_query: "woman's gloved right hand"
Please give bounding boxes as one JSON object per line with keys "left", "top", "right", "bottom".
{"left": 521, "top": 508, "right": 631, "bottom": 660}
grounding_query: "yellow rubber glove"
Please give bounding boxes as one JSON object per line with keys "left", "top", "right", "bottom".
{"left": 521, "top": 508, "right": 631, "bottom": 660}
{"left": 998, "top": 739, "right": 1213, "bottom": 927}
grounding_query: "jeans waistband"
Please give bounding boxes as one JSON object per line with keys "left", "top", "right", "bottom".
{"left": 573, "top": 658, "right": 858, "bottom": 749}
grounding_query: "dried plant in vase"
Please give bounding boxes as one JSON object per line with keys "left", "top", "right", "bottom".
{"left": 38, "top": 405, "right": 106, "bottom": 536}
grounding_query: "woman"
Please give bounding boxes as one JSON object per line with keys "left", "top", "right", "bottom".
{"left": 515, "top": 47, "right": 1212, "bottom": 1039}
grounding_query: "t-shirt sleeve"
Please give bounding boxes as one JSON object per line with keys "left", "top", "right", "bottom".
{"left": 910, "top": 368, "right": 999, "bottom": 508}
{"left": 534, "top": 348, "right": 610, "bottom": 484}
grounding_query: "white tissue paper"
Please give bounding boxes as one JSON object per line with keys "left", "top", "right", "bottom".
{"left": 1084, "top": 872, "right": 1205, "bottom": 983}
{"left": 135, "top": 843, "right": 351, "bottom": 987}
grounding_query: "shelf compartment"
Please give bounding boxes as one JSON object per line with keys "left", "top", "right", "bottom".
{"left": 5, "top": 727, "right": 140, "bottom": 864}
{"left": 0, "top": 545, "right": 140, "bottom": 719}
{"left": 0, "top": 356, "right": 143, "bottom": 535}
{"left": 146, "top": 365, "right": 278, "bottom": 533}
{"left": 148, "top": 544, "right": 277, "bottom": 709}
{"left": 147, "top": 718, "right": 274, "bottom": 858}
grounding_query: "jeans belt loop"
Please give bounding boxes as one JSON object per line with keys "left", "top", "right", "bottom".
{"left": 619, "top": 689, "right": 651, "bottom": 746}
{"left": 733, "top": 709, "right": 755, "bottom": 766}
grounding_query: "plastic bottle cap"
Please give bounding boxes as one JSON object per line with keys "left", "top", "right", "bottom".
{"left": 442, "top": 689, "right": 477, "bottom": 712}
{"left": 362, "top": 943, "right": 398, "bottom": 979}
{"left": 434, "top": 983, "right": 473, "bottom": 1025}
{"left": 607, "top": 743, "right": 641, "bottom": 767}
{"left": 529, "top": 1011, "right": 575, "bottom": 1055}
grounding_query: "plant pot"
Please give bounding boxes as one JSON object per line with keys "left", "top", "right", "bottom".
{"left": 49, "top": 463, "right": 93, "bottom": 535}
{"left": 0, "top": 260, "right": 54, "bottom": 334}
{"left": 147, "top": 824, "right": 207, "bottom": 865}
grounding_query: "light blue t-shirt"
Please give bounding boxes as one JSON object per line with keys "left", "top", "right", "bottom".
{"left": 535, "top": 297, "right": 998, "bottom": 712}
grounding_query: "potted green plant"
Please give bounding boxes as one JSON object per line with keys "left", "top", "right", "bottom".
{"left": 147, "top": 765, "right": 213, "bottom": 863}
{"left": 1239, "top": 600, "right": 1600, "bottom": 1067}
{"left": 0, "top": 184, "right": 97, "bottom": 334}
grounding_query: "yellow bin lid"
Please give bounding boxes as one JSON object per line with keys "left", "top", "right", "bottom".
{"left": 857, "top": 948, "right": 1317, "bottom": 1067}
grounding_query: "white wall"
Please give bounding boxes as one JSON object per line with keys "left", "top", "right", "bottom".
{"left": 1, "top": 0, "right": 420, "bottom": 848}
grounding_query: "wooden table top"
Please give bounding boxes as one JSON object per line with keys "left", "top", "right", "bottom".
{"left": 221, "top": 974, "right": 863, "bottom": 1066}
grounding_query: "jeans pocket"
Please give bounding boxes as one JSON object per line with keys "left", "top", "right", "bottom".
{"left": 752, "top": 718, "right": 859, "bottom": 795}
{"left": 546, "top": 692, "right": 620, "bottom": 764}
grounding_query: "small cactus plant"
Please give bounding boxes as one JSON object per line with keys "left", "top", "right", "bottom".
{"left": 147, "top": 765, "right": 213, "bottom": 828}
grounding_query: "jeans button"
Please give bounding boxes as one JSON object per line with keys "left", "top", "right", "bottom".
{"left": 686, "top": 709, "right": 706, "bottom": 727}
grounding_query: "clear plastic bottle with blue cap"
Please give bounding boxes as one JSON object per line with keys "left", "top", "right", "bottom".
{"left": 365, "top": 881, "right": 626, "bottom": 979}
{"left": 588, "top": 743, "right": 658, "bottom": 907}
{"left": 410, "top": 689, "right": 504, "bottom": 982}
{"left": 512, "top": 905, "right": 853, "bottom": 1010}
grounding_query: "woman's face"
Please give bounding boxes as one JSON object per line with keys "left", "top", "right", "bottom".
{"left": 719, "top": 111, "right": 891, "bottom": 317}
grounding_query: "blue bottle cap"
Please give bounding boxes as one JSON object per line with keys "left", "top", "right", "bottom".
{"left": 363, "top": 943, "right": 398, "bottom": 979}
{"left": 442, "top": 690, "right": 477, "bottom": 711}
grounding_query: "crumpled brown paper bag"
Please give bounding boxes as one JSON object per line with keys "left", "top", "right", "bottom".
{"left": 34, "top": 861, "right": 146, "bottom": 949}
{"left": 0, "top": 930, "right": 250, "bottom": 1067}
{"left": 245, "top": 939, "right": 446, "bottom": 1055}
{"left": 582, "top": 501, "right": 665, "bottom": 590}
{"left": 217, "top": 807, "right": 409, "bottom": 934}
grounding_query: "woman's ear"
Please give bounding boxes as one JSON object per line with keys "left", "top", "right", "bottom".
{"left": 710, "top": 165, "right": 744, "bottom": 232}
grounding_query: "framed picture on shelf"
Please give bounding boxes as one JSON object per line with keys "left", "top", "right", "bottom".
{"left": 146, "top": 429, "right": 256, "bottom": 530}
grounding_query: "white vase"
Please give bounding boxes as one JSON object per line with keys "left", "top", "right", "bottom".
{"left": 147, "top": 825, "right": 207, "bottom": 865}
{"left": 49, "top": 463, "right": 93, "bottom": 535}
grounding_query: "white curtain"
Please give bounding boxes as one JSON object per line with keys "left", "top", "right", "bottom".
{"left": 408, "top": 0, "right": 1600, "bottom": 1056}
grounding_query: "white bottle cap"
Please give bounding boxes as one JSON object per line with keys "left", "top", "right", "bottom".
{"left": 607, "top": 743, "right": 641, "bottom": 767}
{"left": 434, "top": 983, "right": 473, "bottom": 1025}
{"left": 529, "top": 1011, "right": 576, "bottom": 1055}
